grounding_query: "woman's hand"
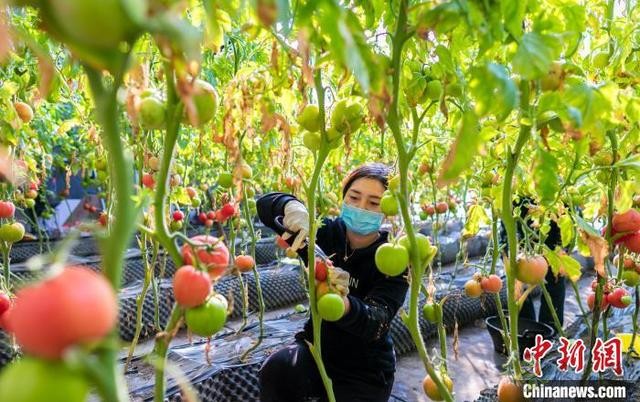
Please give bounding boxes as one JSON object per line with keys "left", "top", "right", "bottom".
{"left": 282, "top": 201, "right": 309, "bottom": 250}
{"left": 328, "top": 266, "right": 350, "bottom": 297}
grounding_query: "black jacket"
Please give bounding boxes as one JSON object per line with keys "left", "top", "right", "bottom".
{"left": 256, "top": 192, "right": 409, "bottom": 378}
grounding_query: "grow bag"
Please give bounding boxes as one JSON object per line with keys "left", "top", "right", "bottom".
{"left": 485, "top": 315, "right": 555, "bottom": 358}
{"left": 118, "top": 263, "right": 307, "bottom": 341}
{"left": 474, "top": 303, "right": 640, "bottom": 402}
{"left": 127, "top": 283, "right": 509, "bottom": 401}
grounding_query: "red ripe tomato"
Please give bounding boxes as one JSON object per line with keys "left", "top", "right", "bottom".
{"left": 6, "top": 266, "right": 117, "bottom": 359}
{"left": 612, "top": 209, "right": 640, "bottom": 233}
{"left": 481, "top": 274, "right": 503, "bottom": 293}
{"left": 0, "top": 201, "right": 15, "bottom": 219}
{"left": 275, "top": 236, "right": 289, "bottom": 250}
{"left": 186, "top": 186, "right": 197, "bottom": 199}
{"left": 173, "top": 265, "right": 211, "bottom": 308}
{"left": 28, "top": 181, "right": 39, "bottom": 191}
{"left": 515, "top": 255, "right": 548, "bottom": 285}
{"left": 181, "top": 236, "right": 230, "bottom": 280}
{"left": 622, "top": 232, "right": 640, "bottom": 253}
{"left": 98, "top": 212, "right": 108, "bottom": 227}
{"left": 83, "top": 202, "right": 91, "bottom": 211}
{"left": 142, "top": 173, "right": 155, "bottom": 189}
{"left": 197, "top": 212, "right": 207, "bottom": 224}
{"left": 315, "top": 259, "right": 329, "bottom": 281}
{"left": 205, "top": 219, "right": 214, "bottom": 227}
{"left": 220, "top": 203, "right": 236, "bottom": 219}
{"left": 172, "top": 210, "right": 184, "bottom": 221}
{"left": 606, "top": 287, "right": 631, "bottom": 308}
{"left": 235, "top": 255, "right": 256, "bottom": 273}
{"left": 435, "top": 202, "right": 448, "bottom": 214}
{"left": 587, "top": 292, "right": 609, "bottom": 311}
{"left": 207, "top": 211, "right": 216, "bottom": 220}
{"left": 0, "top": 292, "right": 11, "bottom": 316}
{"left": 215, "top": 209, "right": 226, "bottom": 223}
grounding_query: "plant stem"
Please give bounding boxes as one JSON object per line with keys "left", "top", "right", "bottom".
{"left": 540, "top": 282, "right": 565, "bottom": 338}
{"left": 386, "top": 1, "right": 452, "bottom": 400}
{"left": 85, "top": 65, "right": 134, "bottom": 402}
{"left": 500, "top": 84, "right": 532, "bottom": 379}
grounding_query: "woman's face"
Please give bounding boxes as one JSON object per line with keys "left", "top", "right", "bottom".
{"left": 344, "top": 177, "right": 386, "bottom": 213}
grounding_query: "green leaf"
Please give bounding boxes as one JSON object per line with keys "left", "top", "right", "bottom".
{"left": 512, "top": 32, "right": 562, "bottom": 80}
{"left": 437, "top": 110, "right": 479, "bottom": 187}
{"left": 533, "top": 148, "right": 559, "bottom": 206}
{"left": 558, "top": 214, "right": 574, "bottom": 248}
{"left": 616, "top": 154, "right": 640, "bottom": 172}
{"left": 561, "top": 79, "right": 611, "bottom": 130}
{"left": 544, "top": 248, "right": 581, "bottom": 282}
{"left": 319, "top": 2, "right": 373, "bottom": 93}
{"left": 574, "top": 215, "right": 599, "bottom": 237}
{"left": 469, "top": 63, "right": 519, "bottom": 121}
{"left": 615, "top": 181, "right": 637, "bottom": 212}
{"left": 463, "top": 204, "right": 489, "bottom": 238}
{"left": 501, "top": 0, "right": 527, "bottom": 39}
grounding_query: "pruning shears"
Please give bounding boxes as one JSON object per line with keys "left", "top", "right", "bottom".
{"left": 274, "top": 215, "right": 330, "bottom": 260}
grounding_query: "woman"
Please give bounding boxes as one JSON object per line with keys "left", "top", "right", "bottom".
{"left": 257, "top": 162, "right": 409, "bottom": 402}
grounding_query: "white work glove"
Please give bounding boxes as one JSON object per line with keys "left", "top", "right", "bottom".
{"left": 282, "top": 201, "right": 309, "bottom": 251}
{"left": 328, "top": 266, "right": 350, "bottom": 297}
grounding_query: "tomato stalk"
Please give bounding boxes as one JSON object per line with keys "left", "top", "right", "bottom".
{"left": 151, "top": 62, "right": 188, "bottom": 402}
{"left": 125, "top": 235, "right": 160, "bottom": 369}
{"left": 500, "top": 79, "right": 533, "bottom": 380}
{"left": 239, "top": 183, "right": 265, "bottom": 361}
{"left": 540, "top": 282, "right": 565, "bottom": 338}
{"left": 582, "top": 130, "right": 618, "bottom": 382}
{"left": 570, "top": 279, "right": 592, "bottom": 331}
{"left": 386, "top": 1, "right": 452, "bottom": 400}
{"left": 303, "top": 69, "right": 336, "bottom": 402}
{"left": 490, "top": 207, "right": 511, "bottom": 357}
{"left": 84, "top": 65, "right": 135, "bottom": 402}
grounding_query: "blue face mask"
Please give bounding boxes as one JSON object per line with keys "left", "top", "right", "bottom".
{"left": 340, "top": 202, "right": 384, "bottom": 235}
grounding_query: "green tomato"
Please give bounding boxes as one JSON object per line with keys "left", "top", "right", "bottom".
{"left": 217, "top": 172, "right": 233, "bottom": 188}
{"left": 0, "top": 222, "right": 25, "bottom": 243}
{"left": 183, "top": 80, "right": 217, "bottom": 127}
{"left": 302, "top": 131, "right": 321, "bottom": 151}
{"left": 185, "top": 295, "right": 228, "bottom": 337}
{"left": 419, "top": 211, "right": 428, "bottom": 220}
{"left": 0, "top": 357, "right": 90, "bottom": 402}
{"left": 398, "top": 233, "right": 437, "bottom": 266}
{"left": 24, "top": 198, "right": 36, "bottom": 209}
{"left": 591, "top": 51, "right": 610, "bottom": 68}
{"left": 422, "top": 302, "right": 438, "bottom": 323}
{"left": 425, "top": 80, "right": 442, "bottom": 101}
{"left": 297, "top": 105, "right": 321, "bottom": 132}
{"left": 294, "top": 304, "right": 307, "bottom": 313}
{"left": 540, "top": 62, "right": 564, "bottom": 91}
{"left": 317, "top": 293, "right": 345, "bottom": 322}
{"left": 326, "top": 127, "right": 343, "bottom": 142}
{"left": 47, "top": 0, "right": 144, "bottom": 50}
{"left": 375, "top": 243, "right": 409, "bottom": 276}
{"left": 622, "top": 270, "right": 640, "bottom": 287}
{"left": 138, "top": 96, "right": 166, "bottom": 130}
{"left": 388, "top": 175, "right": 413, "bottom": 194}
{"left": 446, "top": 82, "right": 463, "bottom": 98}
{"left": 169, "top": 220, "right": 183, "bottom": 231}
{"left": 380, "top": 194, "right": 399, "bottom": 216}
{"left": 191, "top": 197, "right": 202, "bottom": 208}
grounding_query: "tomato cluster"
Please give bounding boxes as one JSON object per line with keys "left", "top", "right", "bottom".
{"left": 0, "top": 200, "right": 25, "bottom": 243}
{"left": 587, "top": 279, "right": 631, "bottom": 310}
{"left": 174, "top": 237, "right": 231, "bottom": 337}
{"left": 313, "top": 259, "right": 346, "bottom": 322}
{"left": 610, "top": 209, "right": 640, "bottom": 253}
